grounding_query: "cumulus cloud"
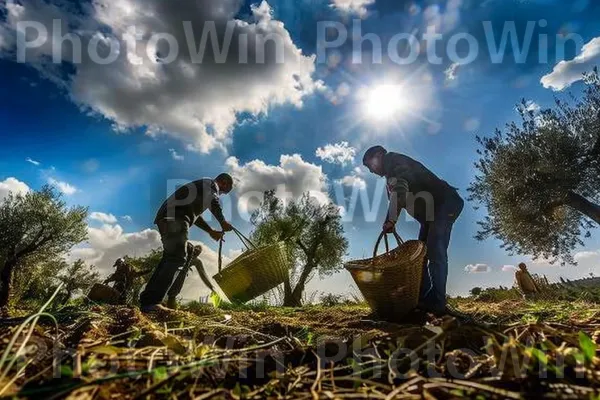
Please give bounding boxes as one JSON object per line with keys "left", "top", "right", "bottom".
{"left": 0, "top": 0, "right": 318, "bottom": 153}
{"left": 226, "top": 154, "right": 329, "bottom": 214}
{"left": 502, "top": 265, "right": 517, "bottom": 272}
{"left": 47, "top": 177, "right": 78, "bottom": 195}
{"left": 330, "top": 0, "right": 374, "bottom": 16}
{"left": 0, "top": 177, "right": 30, "bottom": 201}
{"left": 25, "top": 157, "right": 41, "bottom": 166}
{"left": 122, "top": 215, "right": 133, "bottom": 222}
{"left": 464, "top": 263, "right": 490, "bottom": 273}
{"left": 169, "top": 149, "right": 184, "bottom": 161}
{"left": 89, "top": 211, "right": 118, "bottom": 224}
{"left": 574, "top": 250, "right": 600, "bottom": 261}
{"left": 315, "top": 142, "right": 356, "bottom": 165}
{"left": 541, "top": 37, "right": 600, "bottom": 91}
{"left": 336, "top": 167, "right": 366, "bottom": 190}
{"left": 70, "top": 223, "right": 232, "bottom": 300}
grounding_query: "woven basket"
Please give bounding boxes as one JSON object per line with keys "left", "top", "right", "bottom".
{"left": 213, "top": 229, "right": 290, "bottom": 303}
{"left": 87, "top": 283, "right": 120, "bottom": 304}
{"left": 345, "top": 231, "right": 426, "bottom": 320}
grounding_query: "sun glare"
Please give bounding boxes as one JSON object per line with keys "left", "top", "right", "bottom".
{"left": 364, "top": 84, "right": 406, "bottom": 121}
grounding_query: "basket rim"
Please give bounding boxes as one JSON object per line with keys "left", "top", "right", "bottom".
{"left": 344, "top": 239, "right": 426, "bottom": 271}
{"left": 213, "top": 240, "right": 288, "bottom": 279}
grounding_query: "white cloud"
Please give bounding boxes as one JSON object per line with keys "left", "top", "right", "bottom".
{"left": 575, "top": 250, "right": 600, "bottom": 261}
{"left": 444, "top": 63, "right": 460, "bottom": 82}
{"left": 330, "top": 0, "right": 375, "bottom": 16}
{"left": 169, "top": 149, "right": 184, "bottom": 161}
{"left": 89, "top": 211, "right": 118, "bottom": 224}
{"left": 70, "top": 223, "right": 232, "bottom": 300}
{"left": 0, "top": 0, "right": 319, "bottom": 153}
{"left": 524, "top": 100, "right": 541, "bottom": 113}
{"left": 541, "top": 37, "right": 600, "bottom": 91}
{"left": 122, "top": 215, "right": 133, "bottom": 222}
{"left": 0, "top": 177, "right": 30, "bottom": 201}
{"left": 502, "top": 265, "right": 517, "bottom": 272}
{"left": 336, "top": 169, "right": 366, "bottom": 190}
{"left": 226, "top": 154, "right": 329, "bottom": 214}
{"left": 464, "top": 263, "right": 490, "bottom": 273}
{"left": 47, "top": 177, "right": 78, "bottom": 195}
{"left": 25, "top": 157, "right": 40, "bottom": 166}
{"left": 315, "top": 142, "right": 357, "bottom": 165}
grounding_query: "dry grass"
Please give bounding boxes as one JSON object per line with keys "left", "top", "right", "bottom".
{"left": 2, "top": 293, "right": 600, "bottom": 399}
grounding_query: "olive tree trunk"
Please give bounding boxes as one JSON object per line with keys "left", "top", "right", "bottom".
{"left": 566, "top": 191, "right": 600, "bottom": 224}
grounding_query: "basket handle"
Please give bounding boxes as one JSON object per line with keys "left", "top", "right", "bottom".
{"left": 218, "top": 238, "right": 224, "bottom": 273}
{"left": 217, "top": 226, "right": 257, "bottom": 273}
{"left": 372, "top": 229, "right": 404, "bottom": 260}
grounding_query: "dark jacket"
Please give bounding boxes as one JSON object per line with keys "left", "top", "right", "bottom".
{"left": 383, "top": 152, "right": 460, "bottom": 224}
{"left": 154, "top": 179, "right": 225, "bottom": 226}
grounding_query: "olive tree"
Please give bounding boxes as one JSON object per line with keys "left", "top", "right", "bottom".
{"left": 0, "top": 186, "right": 88, "bottom": 307}
{"left": 251, "top": 191, "right": 348, "bottom": 307}
{"left": 469, "top": 70, "right": 600, "bottom": 264}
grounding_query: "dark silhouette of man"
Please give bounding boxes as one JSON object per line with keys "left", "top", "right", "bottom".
{"left": 104, "top": 258, "right": 151, "bottom": 304}
{"left": 140, "top": 173, "right": 233, "bottom": 312}
{"left": 363, "top": 146, "right": 464, "bottom": 315}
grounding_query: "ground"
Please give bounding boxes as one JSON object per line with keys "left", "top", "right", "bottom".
{"left": 2, "top": 297, "right": 600, "bottom": 399}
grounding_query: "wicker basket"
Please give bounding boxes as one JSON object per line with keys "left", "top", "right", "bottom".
{"left": 345, "top": 231, "right": 426, "bottom": 320}
{"left": 87, "top": 283, "right": 120, "bottom": 304}
{"left": 213, "top": 229, "right": 290, "bottom": 303}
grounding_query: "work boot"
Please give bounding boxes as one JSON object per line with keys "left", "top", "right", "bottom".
{"left": 140, "top": 304, "right": 171, "bottom": 313}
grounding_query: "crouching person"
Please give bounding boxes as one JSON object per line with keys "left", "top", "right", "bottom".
{"left": 166, "top": 243, "right": 216, "bottom": 309}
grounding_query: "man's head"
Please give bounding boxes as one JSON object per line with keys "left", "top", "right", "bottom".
{"left": 215, "top": 173, "right": 233, "bottom": 195}
{"left": 518, "top": 262, "right": 528, "bottom": 272}
{"left": 186, "top": 242, "right": 203, "bottom": 258}
{"left": 114, "top": 258, "right": 125, "bottom": 268}
{"left": 362, "top": 145, "right": 387, "bottom": 176}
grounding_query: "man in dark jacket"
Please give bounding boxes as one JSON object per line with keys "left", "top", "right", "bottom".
{"left": 363, "top": 146, "right": 464, "bottom": 315}
{"left": 140, "top": 173, "right": 234, "bottom": 312}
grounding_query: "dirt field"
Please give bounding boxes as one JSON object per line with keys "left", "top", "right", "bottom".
{"left": 2, "top": 298, "right": 600, "bottom": 399}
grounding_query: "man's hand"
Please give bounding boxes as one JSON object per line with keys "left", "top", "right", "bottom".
{"left": 382, "top": 220, "right": 396, "bottom": 234}
{"left": 209, "top": 230, "right": 224, "bottom": 241}
{"left": 221, "top": 221, "right": 234, "bottom": 232}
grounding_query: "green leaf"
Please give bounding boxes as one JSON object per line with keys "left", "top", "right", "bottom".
{"left": 530, "top": 348, "right": 548, "bottom": 366}
{"left": 579, "top": 331, "right": 596, "bottom": 362}
{"left": 152, "top": 366, "right": 168, "bottom": 383}
{"left": 209, "top": 291, "right": 222, "bottom": 308}
{"left": 60, "top": 365, "right": 73, "bottom": 378}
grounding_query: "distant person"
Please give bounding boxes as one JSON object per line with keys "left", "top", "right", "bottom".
{"left": 104, "top": 258, "right": 151, "bottom": 304}
{"left": 515, "top": 262, "right": 539, "bottom": 297}
{"left": 140, "top": 174, "right": 234, "bottom": 312}
{"left": 166, "top": 242, "right": 216, "bottom": 309}
{"left": 363, "top": 145, "right": 464, "bottom": 316}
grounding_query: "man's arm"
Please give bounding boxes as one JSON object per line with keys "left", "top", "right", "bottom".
{"left": 194, "top": 216, "right": 213, "bottom": 233}
{"left": 208, "top": 185, "right": 233, "bottom": 232}
{"left": 104, "top": 273, "right": 116, "bottom": 284}
{"left": 386, "top": 165, "right": 410, "bottom": 224}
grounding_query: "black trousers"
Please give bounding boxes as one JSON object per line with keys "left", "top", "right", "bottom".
{"left": 140, "top": 219, "right": 189, "bottom": 306}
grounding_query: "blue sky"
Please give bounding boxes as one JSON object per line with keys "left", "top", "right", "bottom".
{"left": 1, "top": 0, "right": 600, "bottom": 299}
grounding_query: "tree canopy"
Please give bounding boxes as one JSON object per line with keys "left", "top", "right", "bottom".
{"left": 250, "top": 191, "right": 348, "bottom": 306}
{"left": 469, "top": 70, "right": 600, "bottom": 264}
{"left": 0, "top": 186, "right": 88, "bottom": 307}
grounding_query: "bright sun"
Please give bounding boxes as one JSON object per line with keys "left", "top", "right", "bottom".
{"left": 363, "top": 84, "right": 406, "bottom": 121}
